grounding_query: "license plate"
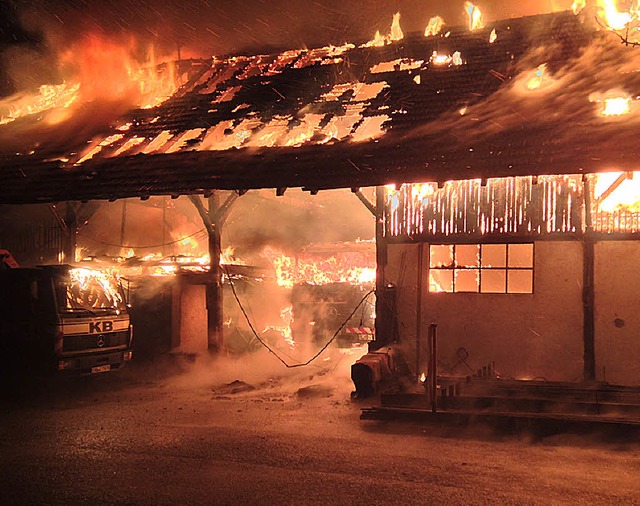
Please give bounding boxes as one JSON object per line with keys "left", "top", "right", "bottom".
{"left": 91, "top": 364, "right": 111, "bottom": 374}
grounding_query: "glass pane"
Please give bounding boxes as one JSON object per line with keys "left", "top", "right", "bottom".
{"left": 507, "top": 270, "right": 533, "bottom": 294}
{"left": 481, "top": 244, "right": 506, "bottom": 268}
{"left": 454, "top": 269, "right": 479, "bottom": 292}
{"left": 480, "top": 269, "right": 506, "bottom": 293}
{"left": 455, "top": 244, "right": 479, "bottom": 268}
{"left": 430, "top": 245, "right": 453, "bottom": 268}
{"left": 429, "top": 269, "right": 453, "bottom": 292}
{"left": 508, "top": 244, "right": 533, "bottom": 268}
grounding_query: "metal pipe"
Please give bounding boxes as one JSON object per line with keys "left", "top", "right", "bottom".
{"left": 429, "top": 323, "right": 437, "bottom": 413}
{"left": 415, "top": 243, "right": 424, "bottom": 380}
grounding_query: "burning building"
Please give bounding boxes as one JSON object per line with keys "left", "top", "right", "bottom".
{"left": 3, "top": 2, "right": 640, "bottom": 417}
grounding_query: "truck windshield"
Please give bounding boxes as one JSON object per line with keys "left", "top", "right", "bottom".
{"left": 58, "top": 267, "right": 126, "bottom": 312}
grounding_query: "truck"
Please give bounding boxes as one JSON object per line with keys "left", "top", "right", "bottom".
{"left": 0, "top": 253, "right": 133, "bottom": 376}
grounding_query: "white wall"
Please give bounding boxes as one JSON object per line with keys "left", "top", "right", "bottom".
{"left": 595, "top": 241, "right": 640, "bottom": 385}
{"left": 386, "top": 241, "right": 584, "bottom": 382}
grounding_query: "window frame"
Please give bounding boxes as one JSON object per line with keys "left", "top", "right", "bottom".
{"left": 428, "top": 242, "right": 534, "bottom": 294}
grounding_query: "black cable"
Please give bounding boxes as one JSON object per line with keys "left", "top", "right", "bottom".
{"left": 78, "top": 228, "right": 207, "bottom": 249}
{"left": 224, "top": 259, "right": 374, "bottom": 368}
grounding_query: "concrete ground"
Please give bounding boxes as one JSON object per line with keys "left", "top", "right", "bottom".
{"left": 1, "top": 350, "right": 639, "bottom": 505}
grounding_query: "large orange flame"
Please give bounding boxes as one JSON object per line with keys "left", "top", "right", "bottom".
{"left": 361, "top": 12, "right": 404, "bottom": 47}
{"left": 0, "top": 34, "right": 179, "bottom": 126}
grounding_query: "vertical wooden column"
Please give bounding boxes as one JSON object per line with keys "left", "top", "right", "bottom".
{"left": 63, "top": 202, "right": 78, "bottom": 263}
{"left": 207, "top": 193, "right": 224, "bottom": 354}
{"left": 120, "top": 200, "right": 128, "bottom": 251}
{"left": 189, "top": 192, "right": 239, "bottom": 355}
{"left": 373, "top": 186, "right": 387, "bottom": 350}
{"left": 582, "top": 177, "right": 596, "bottom": 381}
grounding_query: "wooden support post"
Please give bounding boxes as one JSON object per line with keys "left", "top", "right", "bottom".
{"left": 207, "top": 192, "right": 224, "bottom": 354}
{"left": 63, "top": 202, "right": 78, "bottom": 263}
{"left": 188, "top": 192, "right": 241, "bottom": 355}
{"left": 373, "top": 186, "right": 387, "bottom": 350}
{"left": 583, "top": 239, "right": 596, "bottom": 381}
{"left": 583, "top": 177, "right": 596, "bottom": 382}
{"left": 120, "top": 200, "right": 128, "bottom": 251}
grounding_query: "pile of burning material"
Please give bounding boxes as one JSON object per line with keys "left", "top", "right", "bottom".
{"left": 77, "top": 250, "right": 271, "bottom": 282}
{"left": 264, "top": 241, "right": 376, "bottom": 348}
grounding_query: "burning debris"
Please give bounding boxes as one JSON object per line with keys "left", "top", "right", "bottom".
{"left": 4, "top": 7, "right": 640, "bottom": 204}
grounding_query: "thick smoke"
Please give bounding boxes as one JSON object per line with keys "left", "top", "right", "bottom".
{"left": 8, "top": 1, "right": 573, "bottom": 59}
{"left": 396, "top": 26, "right": 640, "bottom": 174}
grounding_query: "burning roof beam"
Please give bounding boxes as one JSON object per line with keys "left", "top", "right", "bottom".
{"left": 0, "top": 11, "right": 622, "bottom": 205}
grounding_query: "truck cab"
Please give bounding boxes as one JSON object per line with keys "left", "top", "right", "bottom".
{"left": 0, "top": 264, "right": 133, "bottom": 375}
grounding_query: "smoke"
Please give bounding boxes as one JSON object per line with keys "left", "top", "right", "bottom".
{"left": 163, "top": 342, "right": 367, "bottom": 401}
{"left": 397, "top": 27, "right": 640, "bottom": 173}
{"left": 4, "top": 1, "right": 576, "bottom": 73}
{"left": 223, "top": 188, "right": 376, "bottom": 257}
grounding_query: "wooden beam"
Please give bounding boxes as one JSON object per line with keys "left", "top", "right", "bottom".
{"left": 373, "top": 186, "right": 387, "bottom": 350}
{"left": 595, "top": 172, "right": 631, "bottom": 207}
{"left": 583, "top": 177, "right": 596, "bottom": 381}
{"left": 213, "top": 191, "right": 239, "bottom": 225}
{"left": 354, "top": 190, "right": 377, "bottom": 217}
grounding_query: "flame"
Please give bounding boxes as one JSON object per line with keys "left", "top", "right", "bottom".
{"left": 591, "top": 1, "right": 640, "bottom": 43}
{"left": 68, "top": 267, "right": 124, "bottom": 308}
{"left": 524, "top": 63, "right": 557, "bottom": 92}
{"left": 572, "top": 0, "right": 586, "bottom": 15}
{"left": 0, "top": 83, "right": 80, "bottom": 126}
{"left": 598, "top": 0, "right": 633, "bottom": 30}
{"left": 430, "top": 51, "right": 464, "bottom": 66}
{"left": 221, "top": 246, "right": 246, "bottom": 265}
{"left": 419, "top": 372, "right": 427, "bottom": 383}
{"left": 594, "top": 171, "right": 640, "bottom": 212}
{"left": 489, "top": 28, "right": 497, "bottom": 43}
{"left": 602, "top": 96, "right": 631, "bottom": 116}
{"left": 263, "top": 246, "right": 376, "bottom": 289}
{"left": 263, "top": 305, "right": 295, "bottom": 348}
{"left": 425, "top": 16, "right": 446, "bottom": 37}
{"left": 464, "top": 2, "right": 484, "bottom": 31}
{"left": 61, "top": 35, "right": 179, "bottom": 109}
{"left": 589, "top": 91, "right": 633, "bottom": 117}
{"left": 0, "top": 35, "right": 179, "bottom": 127}
{"left": 361, "top": 12, "right": 404, "bottom": 47}
{"left": 390, "top": 13, "right": 404, "bottom": 41}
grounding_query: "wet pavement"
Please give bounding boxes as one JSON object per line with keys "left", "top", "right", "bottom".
{"left": 1, "top": 354, "right": 640, "bottom": 505}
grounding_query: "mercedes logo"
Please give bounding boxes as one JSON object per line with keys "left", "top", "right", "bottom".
{"left": 96, "top": 336, "right": 105, "bottom": 348}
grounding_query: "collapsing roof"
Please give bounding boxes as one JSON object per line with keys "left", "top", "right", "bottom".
{"left": 1, "top": 10, "right": 637, "bottom": 204}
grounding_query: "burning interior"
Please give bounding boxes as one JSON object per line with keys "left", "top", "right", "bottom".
{"left": 3, "top": 2, "right": 640, "bottom": 422}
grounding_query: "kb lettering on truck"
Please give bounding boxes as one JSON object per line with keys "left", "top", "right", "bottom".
{"left": 89, "top": 321, "right": 114, "bottom": 333}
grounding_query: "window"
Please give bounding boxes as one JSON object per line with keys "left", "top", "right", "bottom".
{"left": 428, "top": 243, "right": 533, "bottom": 294}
